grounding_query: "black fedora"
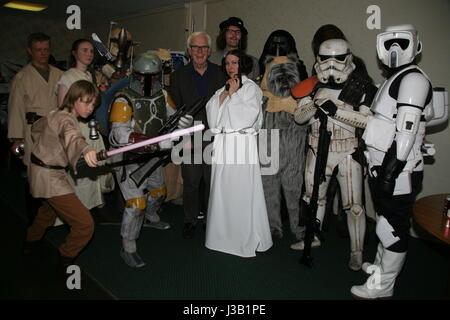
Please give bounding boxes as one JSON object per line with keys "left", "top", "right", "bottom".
{"left": 219, "top": 17, "right": 248, "bottom": 35}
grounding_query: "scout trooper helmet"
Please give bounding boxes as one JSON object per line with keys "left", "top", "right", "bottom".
{"left": 129, "top": 52, "right": 163, "bottom": 97}
{"left": 376, "top": 24, "right": 422, "bottom": 69}
{"left": 314, "top": 39, "right": 355, "bottom": 84}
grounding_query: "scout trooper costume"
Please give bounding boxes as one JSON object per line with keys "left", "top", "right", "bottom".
{"left": 109, "top": 53, "right": 174, "bottom": 268}
{"left": 292, "top": 39, "right": 371, "bottom": 272}
{"left": 351, "top": 25, "right": 434, "bottom": 299}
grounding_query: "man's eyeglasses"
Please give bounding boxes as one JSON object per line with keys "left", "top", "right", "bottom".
{"left": 190, "top": 45, "right": 210, "bottom": 52}
{"left": 226, "top": 29, "right": 241, "bottom": 35}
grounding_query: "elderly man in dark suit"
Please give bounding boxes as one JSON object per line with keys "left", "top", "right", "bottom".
{"left": 170, "top": 31, "right": 226, "bottom": 239}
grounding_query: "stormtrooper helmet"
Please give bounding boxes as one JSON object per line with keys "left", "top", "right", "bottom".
{"left": 376, "top": 24, "right": 422, "bottom": 69}
{"left": 314, "top": 39, "right": 355, "bottom": 84}
{"left": 129, "top": 53, "right": 163, "bottom": 97}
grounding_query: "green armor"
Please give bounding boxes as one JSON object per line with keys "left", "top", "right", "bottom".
{"left": 114, "top": 86, "right": 167, "bottom": 137}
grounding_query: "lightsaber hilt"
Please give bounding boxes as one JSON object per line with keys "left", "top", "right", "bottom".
{"left": 96, "top": 149, "right": 109, "bottom": 161}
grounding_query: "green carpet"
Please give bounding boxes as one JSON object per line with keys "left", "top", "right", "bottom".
{"left": 45, "top": 203, "right": 449, "bottom": 300}
{"left": 1, "top": 166, "right": 449, "bottom": 300}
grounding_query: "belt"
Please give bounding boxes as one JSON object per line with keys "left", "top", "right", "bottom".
{"left": 26, "top": 112, "right": 42, "bottom": 124}
{"left": 212, "top": 127, "right": 259, "bottom": 135}
{"left": 31, "top": 153, "right": 68, "bottom": 170}
{"left": 309, "top": 135, "right": 358, "bottom": 153}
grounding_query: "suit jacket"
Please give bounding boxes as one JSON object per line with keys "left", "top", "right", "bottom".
{"left": 169, "top": 61, "right": 226, "bottom": 131}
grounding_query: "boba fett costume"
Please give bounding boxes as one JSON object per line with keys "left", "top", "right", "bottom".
{"left": 109, "top": 53, "right": 173, "bottom": 268}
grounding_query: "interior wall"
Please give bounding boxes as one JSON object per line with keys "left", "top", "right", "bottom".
{"left": 187, "top": 0, "right": 208, "bottom": 34}
{"left": 0, "top": 5, "right": 189, "bottom": 65}
{"left": 106, "top": 6, "right": 188, "bottom": 55}
{"left": 0, "top": 15, "right": 87, "bottom": 65}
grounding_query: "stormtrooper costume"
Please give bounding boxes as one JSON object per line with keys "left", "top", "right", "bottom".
{"left": 292, "top": 39, "right": 371, "bottom": 271}
{"left": 351, "top": 25, "right": 435, "bottom": 299}
{"left": 109, "top": 53, "right": 174, "bottom": 268}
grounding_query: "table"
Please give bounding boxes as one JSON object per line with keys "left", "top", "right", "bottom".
{"left": 413, "top": 193, "right": 450, "bottom": 245}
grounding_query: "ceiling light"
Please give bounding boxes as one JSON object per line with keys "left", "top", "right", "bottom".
{"left": 3, "top": 1, "right": 48, "bottom": 12}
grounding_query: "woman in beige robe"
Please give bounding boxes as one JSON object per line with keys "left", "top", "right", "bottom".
{"left": 56, "top": 39, "right": 113, "bottom": 211}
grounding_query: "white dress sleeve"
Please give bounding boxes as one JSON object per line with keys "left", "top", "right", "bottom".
{"left": 224, "top": 79, "right": 262, "bottom": 130}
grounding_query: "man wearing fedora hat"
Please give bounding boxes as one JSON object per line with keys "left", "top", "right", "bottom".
{"left": 210, "top": 17, "right": 260, "bottom": 81}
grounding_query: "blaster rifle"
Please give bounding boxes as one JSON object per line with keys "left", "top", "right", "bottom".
{"left": 300, "top": 107, "right": 331, "bottom": 268}
{"left": 158, "top": 96, "right": 206, "bottom": 135}
{"left": 158, "top": 104, "right": 187, "bottom": 136}
{"left": 129, "top": 96, "right": 206, "bottom": 187}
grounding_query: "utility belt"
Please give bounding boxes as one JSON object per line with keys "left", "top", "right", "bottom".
{"left": 308, "top": 135, "right": 357, "bottom": 153}
{"left": 31, "top": 153, "right": 69, "bottom": 170}
{"left": 213, "top": 127, "right": 259, "bottom": 135}
{"left": 26, "top": 112, "right": 42, "bottom": 124}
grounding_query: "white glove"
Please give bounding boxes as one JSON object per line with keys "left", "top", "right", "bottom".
{"left": 158, "top": 140, "right": 173, "bottom": 150}
{"left": 177, "top": 115, "right": 193, "bottom": 129}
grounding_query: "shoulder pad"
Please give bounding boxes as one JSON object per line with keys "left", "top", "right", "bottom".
{"left": 110, "top": 97, "right": 132, "bottom": 123}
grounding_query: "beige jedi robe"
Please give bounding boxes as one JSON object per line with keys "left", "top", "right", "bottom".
{"left": 28, "top": 109, "right": 90, "bottom": 199}
{"left": 7, "top": 63, "right": 63, "bottom": 165}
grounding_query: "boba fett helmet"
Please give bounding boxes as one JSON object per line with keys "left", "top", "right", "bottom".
{"left": 129, "top": 52, "right": 163, "bottom": 97}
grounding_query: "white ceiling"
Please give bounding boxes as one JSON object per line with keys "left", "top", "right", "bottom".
{"left": 0, "top": 0, "right": 189, "bottom": 23}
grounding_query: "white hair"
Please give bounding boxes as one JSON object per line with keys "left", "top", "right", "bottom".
{"left": 186, "top": 31, "right": 212, "bottom": 49}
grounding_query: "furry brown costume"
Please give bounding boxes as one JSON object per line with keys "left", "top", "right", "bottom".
{"left": 260, "top": 53, "right": 308, "bottom": 240}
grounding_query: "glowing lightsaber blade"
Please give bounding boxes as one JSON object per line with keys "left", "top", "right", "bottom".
{"left": 96, "top": 124, "right": 204, "bottom": 160}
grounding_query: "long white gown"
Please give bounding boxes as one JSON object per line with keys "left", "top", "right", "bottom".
{"left": 205, "top": 75, "right": 273, "bottom": 257}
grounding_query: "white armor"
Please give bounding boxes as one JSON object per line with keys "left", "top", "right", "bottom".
{"left": 351, "top": 24, "right": 443, "bottom": 300}
{"left": 294, "top": 39, "right": 371, "bottom": 271}
{"left": 297, "top": 89, "right": 371, "bottom": 271}
{"left": 363, "top": 65, "right": 432, "bottom": 195}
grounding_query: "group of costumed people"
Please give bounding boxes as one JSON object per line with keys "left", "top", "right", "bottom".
{"left": 289, "top": 24, "right": 438, "bottom": 299}
{"left": 17, "top": 18, "right": 446, "bottom": 301}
